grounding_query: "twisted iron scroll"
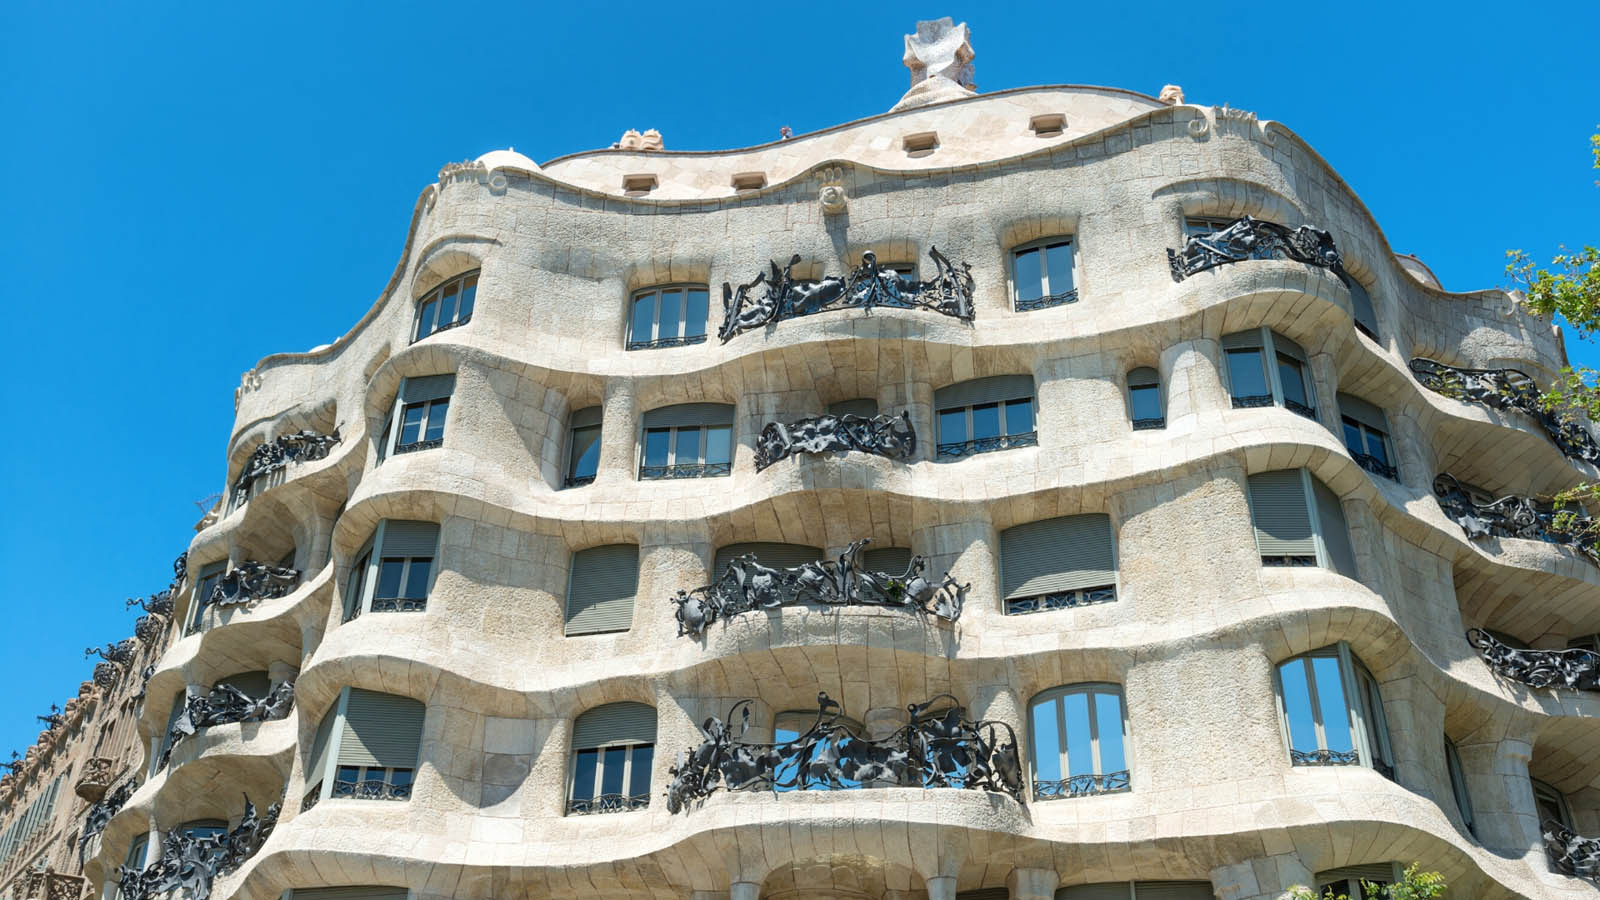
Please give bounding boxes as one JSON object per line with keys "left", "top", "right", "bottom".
{"left": 1467, "top": 629, "right": 1600, "bottom": 692}
{"left": 230, "top": 429, "right": 342, "bottom": 507}
{"left": 1547, "top": 820, "right": 1600, "bottom": 886}
{"left": 1411, "top": 358, "right": 1600, "bottom": 464}
{"left": 1167, "top": 215, "right": 1345, "bottom": 282}
{"left": 1433, "top": 473, "right": 1598, "bottom": 565}
{"left": 115, "top": 795, "right": 279, "bottom": 900}
{"left": 158, "top": 681, "right": 296, "bottom": 768}
{"left": 210, "top": 561, "right": 300, "bottom": 608}
{"left": 755, "top": 411, "right": 915, "bottom": 471}
{"left": 666, "top": 692, "right": 1023, "bottom": 813}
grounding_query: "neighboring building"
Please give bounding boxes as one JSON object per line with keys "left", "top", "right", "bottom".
{"left": 80, "top": 18, "right": 1600, "bottom": 900}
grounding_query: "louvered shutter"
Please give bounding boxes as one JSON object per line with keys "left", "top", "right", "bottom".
{"left": 290, "top": 888, "right": 410, "bottom": 900}
{"left": 1220, "top": 330, "right": 1264, "bottom": 351}
{"left": 338, "top": 689, "right": 424, "bottom": 769}
{"left": 1337, "top": 393, "right": 1388, "bottom": 433}
{"left": 934, "top": 374, "right": 1035, "bottom": 410}
{"left": 1056, "top": 884, "right": 1132, "bottom": 900}
{"left": 1133, "top": 883, "right": 1214, "bottom": 900}
{"left": 570, "top": 405, "right": 603, "bottom": 429}
{"left": 1247, "top": 471, "right": 1316, "bottom": 557}
{"left": 712, "top": 543, "right": 823, "bottom": 577}
{"left": 1273, "top": 332, "right": 1308, "bottom": 363}
{"left": 862, "top": 546, "right": 913, "bottom": 575}
{"left": 1127, "top": 367, "right": 1160, "bottom": 389}
{"left": 306, "top": 705, "right": 337, "bottom": 786}
{"left": 216, "top": 671, "right": 271, "bottom": 699}
{"left": 955, "top": 890, "right": 1010, "bottom": 900}
{"left": 565, "top": 545, "right": 639, "bottom": 636}
{"left": 1317, "top": 864, "right": 1396, "bottom": 886}
{"left": 1345, "top": 277, "right": 1379, "bottom": 336}
{"left": 380, "top": 521, "right": 438, "bottom": 557}
{"left": 1312, "top": 478, "right": 1359, "bottom": 578}
{"left": 573, "top": 702, "right": 657, "bottom": 749}
{"left": 1000, "top": 514, "right": 1116, "bottom": 599}
{"left": 399, "top": 374, "right": 455, "bottom": 404}
{"left": 641, "top": 403, "right": 734, "bottom": 429}
{"left": 826, "top": 398, "right": 879, "bottom": 419}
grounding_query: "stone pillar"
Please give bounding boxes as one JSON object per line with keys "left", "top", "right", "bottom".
{"left": 691, "top": 893, "right": 729, "bottom": 900}
{"left": 267, "top": 660, "right": 297, "bottom": 684}
{"left": 1210, "top": 853, "right": 1314, "bottom": 900}
{"left": 1457, "top": 733, "right": 1539, "bottom": 854}
{"left": 1008, "top": 866, "right": 1059, "bottom": 899}
{"left": 880, "top": 378, "right": 933, "bottom": 463}
{"left": 1034, "top": 353, "right": 1120, "bottom": 453}
{"left": 924, "top": 876, "right": 957, "bottom": 900}
{"left": 597, "top": 378, "right": 637, "bottom": 485}
{"left": 1161, "top": 338, "right": 1228, "bottom": 427}
{"left": 729, "top": 881, "right": 760, "bottom": 900}
{"left": 1307, "top": 352, "right": 1342, "bottom": 436}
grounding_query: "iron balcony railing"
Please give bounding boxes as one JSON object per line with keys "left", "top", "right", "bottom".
{"left": 936, "top": 431, "right": 1038, "bottom": 460}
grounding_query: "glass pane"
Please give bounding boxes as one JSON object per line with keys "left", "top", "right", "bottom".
{"left": 424, "top": 399, "right": 449, "bottom": 441}
{"left": 400, "top": 404, "right": 425, "bottom": 445}
{"left": 657, "top": 290, "right": 683, "bottom": 339}
{"left": 1014, "top": 248, "right": 1043, "bottom": 302}
{"left": 403, "top": 559, "right": 432, "bottom": 598}
{"left": 417, "top": 299, "right": 438, "bottom": 338}
{"left": 570, "top": 425, "right": 601, "bottom": 480}
{"left": 643, "top": 429, "right": 670, "bottom": 467}
{"left": 1341, "top": 419, "right": 1365, "bottom": 456}
{"left": 673, "top": 426, "right": 702, "bottom": 465}
{"left": 1004, "top": 398, "right": 1034, "bottom": 436}
{"left": 376, "top": 559, "right": 405, "bottom": 599}
{"left": 600, "top": 746, "right": 626, "bottom": 796}
{"left": 971, "top": 403, "right": 1001, "bottom": 441}
{"left": 1311, "top": 655, "right": 1354, "bottom": 752}
{"left": 1279, "top": 660, "right": 1317, "bottom": 754}
{"left": 1044, "top": 242, "right": 1074, "bottom": 294}
{"left": 1062, "top": 691, "right": 1093, "bottom": 777}
{"left": 1363, "top": 676, "right": 1390, "bottom": 758}
{"left": 440, "top": 283, "right": 460, "bottom": 323}
{"left": 630, "top": 293, "right": 655, "bottom": 344}
{"left": 347, "top": 554, "right": 368, "bottom": 612}
{"left": 1365, "top": 429, "right": 1390, "bottom": 467}
{"left": 1278, "top": 356, "right": 1308, "bottom": 407}
{"left": 457, "top": 274, "right": 477, "bottom": 320}
{"left": 388, "top": 768, "right": 414, "bottom": 791}
{"left": 1030, "top": 699, "right": 1061, "bottom": 782}
{"left": 571, "top": 749, "right": 598, "bottom": 803}
{"left": 773, "top": 722, "right": 801, "bottom": 791}
{"left": 1094, "top": 693, "right": 1126, "bottom": 774}
{"left": 938, "top": 408, "right": 967, "bottom": 445}
{"left": 628, "top": 745, "right": 653, "bottom": 798}
{"left": 704, "top": 425, "right": 732, "bottom": 466}
{"left": 335, "top": 765, "right": 359, "bottom": 788}
{"left": 684, "top": 289, "right": 708, "bottom": 338}
{"left": 1129, "top": 385, "right": 1162, "bottom": 422}
{"left": 1227, "top": 349, "right": 1269, "bottom": 399}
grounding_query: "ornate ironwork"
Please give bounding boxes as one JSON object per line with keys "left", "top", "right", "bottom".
{"left": 125, "top": 588, "right": 175, "bottom": 619}
{"left": 755, "top": 411, "right": 916, "bottom": 471}
{"left": 370, "top": 597, "right": 426, "bottom": 612}
{"left": 80, "top": 777, "right": 137, "bottom": 851}
{"left": 22, "top": 870, "right": 83, "bottom": 900}
{"left": 159, "top": 681, "right": 296, "bottom": 768}
{"left": 210, "top": 561, "right": 300, "bottom": 608}
{"left": 1005, "top": 586, "right": 1116, "bottom": 616}
{"left": 394, "top": 437, "right": 443, "bottom": 454}
{"left": 665, "top": 692, "right": 1023, "bottom": 814}
{"left": 639, "top": 462, "right": 732, "bottom": 480}
{"left": 936, "top": 430, "right": 1038, "bottom": 459}
{"left": 567, "top": 793, "right": 650, "bottom": 815}
{"left": 329, "top": 777, "right": 411, "bottom": 801}
{"left": 627, "top": 334, "right": 708, "bottom": 351}
{"left": 133, "top": 615, "right": 165, "bottom": 644}
{"left": 1411, "top": 358, "right": 1600, "bottom": 464}
{"left": 1285, "top": 398, "right": 1317, "bottom": 420}
{"left": 1433, "top": 473, "right": 1598, "bottom": 564}
{"left": 115, "top": 794, "right": 279, "bottom": 900}
{"left": 1546, "top": 820, "right": 1600, "bottom": 886}
{"left": 1350, "top": 452, "right": 1398, "bottom": 481}
{"left": 93, "top": 662, "right": 121, "bottom": 690}
{"left": 564, "top": 473, "right": 597, "bottom": 488}
{"left": 719, "top": 248, "right": 975, "bottom": 342}
{"left": 230, "top": 429, "right": 342, "bottom": 506}
{"left": 35, "top": 705, "right": 62, "bottom": 730}
{"left": 1015, "top": 288, "right": 1078, "bottom": 312}
{"left": 1167, "top": 215, "right": 1345, "bottom": 282}
{"left": 2, "top": 752, "right": 22, "bottom": 774}
{"left": 670, "top": 539, "right": 966, "bottom": 638}
{"left": 84, "top": 640, "right": 136, "bottom": 666}
{"left": 1290, "top": 748, "right": 1361, "bottom": 767}
{"left": 1033, "top": 771, "right": 1130, "bottom": 799}
{"left": 1232, "top": 394, "right": 1273, "bottom": 409}
{"left": 1132, "top": 417, "right": 1165, "bottom": 431}
{"left": 1467, "top": 629, "right": 1600, "bottom": 692}
{"left": 131, "top": 663, "right": 157, "bottom": 704}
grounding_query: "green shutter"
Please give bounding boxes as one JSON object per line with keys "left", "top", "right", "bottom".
{"left": 290, "top": 889, "right": 409, "bottom": 900}
{"left": 216, "top": 671, "right": 272, "bottom": 698}
{"left": 826, "top": 398, "right": 879, "bottom": 418}
{"left": 1000, "top": 514, "right": 1116, "bottom": 599}
{"left": 712, "top": 542, "right": 823, "bottom": 577}
{"left": 1133, "top": 883, "right": 1215, "bottom": 900}
{"left": 1336, "top": 393, "right": 1388, "bottom": 433}
{"left": 862, "top": 546, "right": 913, "bottom": 575}
{"left": 641, "top": 403, "right": 734, "bottom": 428}
{"left": 379, "top": 521, "right": 438, "bottom": 557}
{"left": 306, "top": 705, "right": 338, "bottom": 786}
{"left": 565, "top": 545, "right": 639, "bottom": 636}
{"left": 1056, "top": 884, "right": 1133, "bottom": 900}
{"left": 572, "top": 702, "right": 657, "bottom": 749}
{"left": 338, "top": 689, "right": 424, "bottom": 769}
{"left": 1312, "top": 478, "right": 1359, "bottom": 578}
{"left": 934, "top": 374, "right": 1034, "bottom": 410}
{"left": 1247, "top": 470, "right": 1316, "bottom": 557}
{"left": 399, "top": 374, "right": 454, "bottom": 404}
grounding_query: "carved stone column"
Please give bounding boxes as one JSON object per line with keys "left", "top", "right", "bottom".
{"left": 1008, "top": 866, "right": 1059, "bottom": 899}
{"left": 1308, "top": 351, "right": 1342, "bottom": 436}
{"left": 878, "top": 379, "right": 933, "bottom": 463}
{"left": 1161, "top": 338, "right": 1227, "bottom": 426}
{"left": 1210, "top": 853, "right": 1314, "bottom": 900}
{"left": 728, "top": 882, "right": 760, "bottom": 900}
{"left": 597, "top": 378, "right": 637, "bottom": 485}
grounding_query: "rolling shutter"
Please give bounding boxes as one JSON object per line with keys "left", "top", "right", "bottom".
{"left": 862, "top": 546, "right": 913, "bottom": 575}
{"left": 1337, "top": 393, "right": 1388, "bottom": 433}
{"left": 290, "top": 889, "right": 410, "bottom": 900}
{"left": 1127, "top": 367, "right": 1160, "bottom": 388}
{"left": 1133, "top": 883, "right": 1214, "bottom": 900}
{"left": 955, "top": 890, "right": 1010, "bottom": 900}
{"left": 1000, "top": 514, "right": 1116, "bottom": 599}
{"left": 573, "top": 702, "right": 657, "bottom": 749}
{"left": 1056, "top": 884, "right": 1132, "bottom": 900}
{"left": 338, "top": 689, "right": 424, "bottom": 769}
{"left": 712, "top": 542, "right": 823, "bottom": 577}
{"left": 565, "top": 545, "right": 640, "bottom": 636}
{"left": 1345, "top": 277, "right": 1379, "bottom": 336}
{"left": 934, "top": 374, "right": 1034, "bottom": 411}
{"left": 1312, "top": 478, "right": 1359, "bottom": 578}
{"left": 379, "top": 521, "right": 438, "bottom": 557}
{"left": 826, "top": 398, "right": 879, "bottom": 418}
{"left": 306, "top": 705, "right": 338, "bottom": 786}
{"left": 216, "top": 671, "right": 272, "bottom": 699}
{"left": 570, "top": 405, "right": 603, "bottom": 429}
{"left": 1220, "top": 329, "right": 1263, "bottom": 351}
{"left": 1316, "top": 864, "right": 1396, "bottom": 886}
{"left": 1247, "top": 470, "right": 1316, "bottom": 557}
{"left": 641, "top": 403, "right": 734, "bottom": 429}
{"left": 399, "top": 374, "right": 454, "bottom": 404}
{"left": 1273, "top": 332, "right": 1308, "bottom": 363}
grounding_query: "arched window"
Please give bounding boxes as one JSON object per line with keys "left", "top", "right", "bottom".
{"left": 1126, "top": 367, "right": 1164, "bottom": 430}
{"left": 999, "top": 514, "right": 1117, "bottom": 615}
{"left": 1445, "top": 736, "right": 1476, "bottom": 839}
{"left": 301, "top": 688, "right": 425, "bottom": 810}
{"left": 1275, "top": 643, "right": 1394, "bottom": 778}
{"left": 1221, "top": 328, "right": 1317, "bottom": 419}
{"left": 565, "top": 406, "right": 602, "bottom": 488}
{"left": 1028, "top": 684, "right": 1130, "bottom": 799}
{"left": 628, "top": 284, "right": 709, "bottom": 350}
{"left": 377, "top": 374, "right": 454, "bottom": 460}
{"left": 565, "top": 545, "right": 640, "bottom": 636}
{"left": 343, "top": 520, "right": 440, "bottom": 621}
{"left": 569, "top": 702, "right": 655, "bottom": 814}
{"left": 1010, "top": 237, "right": 1077, "bottom": 311}
{"left": 1337, "top": 393, "right": 1398, "bottom": 481}
{"left": 413, "top": 270, "right": 477, "bottom": 342}
{"left": 117, "top": 833, "right": 149, "bottom": 898}
{"left": 639, "top": 403, "right": 733, "bottom": 480}
{"left": 1316, "top": 864, "right": 1399, "bottom": 899}
{"left": 1245, "top": 469, "right": 1358, "bottom": 576}
{"left": 934, "top": 375, "right": 1037, "bottom": 459}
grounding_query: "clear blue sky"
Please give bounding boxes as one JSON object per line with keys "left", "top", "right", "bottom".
{"left": 1, "top": 0, "right": 1596, "bottom": 759}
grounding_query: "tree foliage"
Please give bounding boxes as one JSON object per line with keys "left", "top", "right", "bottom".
{"left": 1505, "top": 128, "right": 1600, "bottom": 333}
{"left": 1283, "top": 864, "right": 1447, "bottom": 899}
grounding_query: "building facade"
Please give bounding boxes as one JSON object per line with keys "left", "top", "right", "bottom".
{"left": 79, "top": 18, "right": 1600, "bottom": 900}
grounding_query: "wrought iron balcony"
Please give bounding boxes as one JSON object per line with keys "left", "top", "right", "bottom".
{"left": 1411, "top": 358, "right": 1600, "bottom": 464}
{"left": 1467, "top": 629, "right": 1600, "bottom": 692}
{"left": 21, "top": 870, "right": 83, "bottom": 900}
{"left": 1545, "top": 820, "right": 1600, "bottom": 886}
{"left": 1033, "top": 771, "right": 1130, "bottom": 800}
{"left": 626, "top": 333, "right": 708, "bottom": 351}
{"left": 563, "top": 472, "right": 597, "bottom": 488}
{"left": 114, "top": 795, "right": 278, "bottom": 900}
{"left": 79, "top": 778, "right": 136, "bottom": 853}
{"left": 1231, "top": 394, "right": 1273, "bottom": 409}
{"left": 1132, "top": 417, "right": 1165, "bottom": 431}
{"left": 229, "top": 429, "right": 341, "bottom": 508}
{"left": 371, "top": 596, "right": 426, "bottom": 612}
{"left": 567, "top": 793, "right": 650, "bottom": 815}
{"left": 671, "top": 538, "right": 966, "bottom": 637}
{"left": 394, "top": 437, "right": 443, "bottom": 455}
{"left": 1167, "top": 215, "right": 1346, "bottom": 282}
{"left": 1350, "top": 451, "right": 1399, "bottom": 481}
{"left": 159, "top": 680, "right": 295, "bottom": 768}
{"left": 1015, "top": 288, "right": 1078, "bottom": 311}
{"left": 1005, "top": 586, "right": 1115, "bottom": 616}
{"left": 639, "top": 461, "right": 731, "bottom": 480}
{"left": 936, "top": 430, "right": 1037, "bottom": 460}
{"left": 666, "top": 692, "right": 1022, "bottom": 813}
{"left": 755, "top": 411, "right": 915, "bottom": 470}
{"left": 1433, "top": 473, "right": 1598, "bottom": 565}
{"left": 1285, "top": 399, "right": 1317, "bottom": 420}
{"left": 210, "top": 561, "right": 299, "bottom": 609}
{"left": 1290, "top": 748, "right": 1360, "bottom": 767}
{"left": 330, "top": 777, "right": 412, "bottom": 802}
{"left": 1262, "top": 555, "right": 1318, "bottom": 567}
{"left": 411, "top": 313, "right": 471, "bottom": 344}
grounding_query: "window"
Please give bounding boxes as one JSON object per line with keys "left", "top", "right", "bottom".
{"left": 569, "top": 702, "right": 655, "bottom": 814}
{"left": 1316, "top": 864, "right": 1399, "bottom": 900}
{"left": 565, "top": 406, "right": 603, "bottom": 488}
{"left": 1126, "top": 367, "right": 1164, "bottom": 430}
{"left": 902, "top": 131, "right": 939, "bottom": 157}
{"left": 1246, "top": 469, "right": 1358, "bottom": 576}
{"left": 302, "top": 688, "right": 424, "bottom": 810}
{"left": 1276, "top": 643, "right": 1394, "bottom": 778}
{"left": 156, "top": 689, "right": 187, "bottom": 770}
{"left": 1011, "top": 238, "right": 1076, "bottom": 311}
{"left": 1184, "top": 215, "right": 1235, "bottom": 238}
{"left": 413, "top": 271, "right": 477, "bottom": 342}
{"left": 1343, "top": 274, "right": 1379, "bottom": 340}
{"left": 861, "top": 545, "right": 912, "bottom": 575}
{"left": 1534, "top": 778, "right": 1573, "bottom": 829}
{"left": 773, "top": 710, "right": 863, "bottom": 791}
{"left": 379, "top": 375, "right": 454, "bottom": 459}
{"left": 1570, "top": 633, "right": 1600, "bottom": 654}
{"left": 621, "top": 173, "right": 657, "bottom": 196}
{"left": 215, "top": 670, "right": 271, "bottom": 699}
{"left": 1221, "top": 328, "right": 1317, "bottom": 419}
{"left": 186, "top": 560, "right": 226, "bottom": 634}
{"left": 934, "top": 375, "right": 1037, "bottom": 459}
{"left": 627, "top": 284, "right": 708, "bottom": 350}
{"left": 1028, "top": 684, "right": 1130, "bottom": 799}
{"left": 0, "top": 775, "right": 65, "bottom": 871}
{"left": 712, "top": 542, "right": 823, "bottom": 577}
{"left": 1445, "top": 737, "right": 1476, "bottom": 839}
{"left": 117, "top": 833, "right": 149, "bottom": 898}
{"left": 1338, "top": 393, "right": 1398, "bottom": 481}
{"left": 731, "top": 171, "right": 766, "bottom": 191}
{"left": 999, "top": 514, "right": 1116, "bottom": 615}
{"left": 565, "top": 545, "right": 640, "bottom": 636}
{"left": 1057, "top": 883, "right": 1214, "bottom": 899}
{"left": 1028, "top": 113, "right": 1065, "bottom": 137}
{"left": 639, "top": 403, "right": 733, "bottom": 480}
{"left": 177, "top": 819, "right": 228, "bottom": 866}
{"left": 344, "top": 521, "right": 439, "bottom": 618}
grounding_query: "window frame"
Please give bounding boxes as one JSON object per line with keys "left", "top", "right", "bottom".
{"left": 637, "top": 423, "right": 733, "bottom": 480}
{"left": 1183, "top": 215, "right": 1237, "bottom": 238}
{"left": 1248, "top": 469, "right": 1352, "bottom": 571}
{"left": 1444, "top": 736, "right": 1476, "bottom": 839}
{"left": 393, "top": 397, "right": 449, "bottom": 455}
{"left": 1027, "top": 683, "right": 1132, "bottom": 800}
{"left": 1009, "top": 236, "right": 1078, "bottom": 311}
{"left": 1222, "top": 327, "right": 1318, "bottom": 420}
{"left": 626, "top": 283, "right": 710, "bottom": 351}
{"left": 345, "top": 522, "right": 438, "bottom": 618}
{"left": 185, "top": 561, "right": 227, "bottom": 635}
{"left": 1125, "top": 367, "right": 1165, "bottom": 430}
{"left": 565, "top": 422, "right": 602, "bottom": 488}
{"left": 1273, "top": 642, "right": 1393, "bottom": 778}
{"left": 379, "top": 376, "right": 454, "bottom": 461}
{"left": 304, "top": 687, "right": 424, "bottom": 809}
{"left": 1533, "top": 777, "right": 1573, "bottom": 829}
{"left": 411, "top": 270, "right": 478, "bottom": 343}
{"left": 935, "top": 395, "right": 1038, "bottom": 460}
{"left": 566, "top": 741, "right": 653, "bottom": 814}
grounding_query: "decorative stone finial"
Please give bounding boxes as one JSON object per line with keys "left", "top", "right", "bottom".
{"left": 891, "top": 18, "right": 977, "bottom": 112}
{"left": 615, "top": 129, "right": 664, "bottom": 151}
{"left": 1159, "top": 84, "right": 1186, "bottom": 106}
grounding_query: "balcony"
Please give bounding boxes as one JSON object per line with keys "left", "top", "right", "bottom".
{"left": 638, "top": 462, "right": 731, "bottom": 481}
{"left": 394, "top": 437, "right": 443, "bottom": 455}
{"left": 1467, "top": 629, "right": 1600, "bottom": 692}
{"left": 935, "top": 431, "right": 1037, "bottom": 460}
{"left": 73, "top": 757, "right": 114, "bottom": 802}
{"left": 1015, "top": 287, "right": 1078, "bottom": 311}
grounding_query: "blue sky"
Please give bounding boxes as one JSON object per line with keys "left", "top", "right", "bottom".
{"left": 0, "top": 0, "right": 1596, "bottom": 758}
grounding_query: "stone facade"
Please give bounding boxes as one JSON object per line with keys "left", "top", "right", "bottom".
{"left": 79, "top": 20, "right": 1600, "bottom": 900}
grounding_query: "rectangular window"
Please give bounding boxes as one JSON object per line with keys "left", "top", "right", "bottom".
{"left": 565, "top": 544, "right": 640, "bottom": 636}
{"left": 567, "top": 424, "right": 602, "bottom": 487}
{"left": 1029, "top": 685, "right": 1130, "bottom": 799}
{"left": 627, "top": 285, "right": 710, "bottom": 350}
{"left": 187, "top": 561, "right": 226, "bottom": 634}
{"left": 567, "top": 743, "right": 653, "bottom": 814}
{"left": 413, "top": 272, "right": 478, "bottom": 342}
{"left": 1226, "top": 348, "right": 1272, "bottom": 408}
{"left": 1445, "top": 738, "right": 1476, "bottom": 839}
{"left": 1276, "top": 354, "right": 1315, "bottom": 418}
{"left": 1184, "top": 216, "right": 1235, "bottom": 238}
{"left": 1223, "top": 329, "right": 1319, "bottom": 417}
{"left": 1000, "top": 514, "right": 1117, "bottom": 615}
{"left": 358, "top": 521, "right": 440, "bottom": 614}
{"left": 384, "top": 374, "right": 455, "bottom": 459}
{"left": 934, "top": 376, "right": 1038, "bottom": 461}
{"left": 1012, "top": 239, "right": 1077, "bottom": 311}
{"left": 325, "top": 688, "right": 426, "bottom": 803}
